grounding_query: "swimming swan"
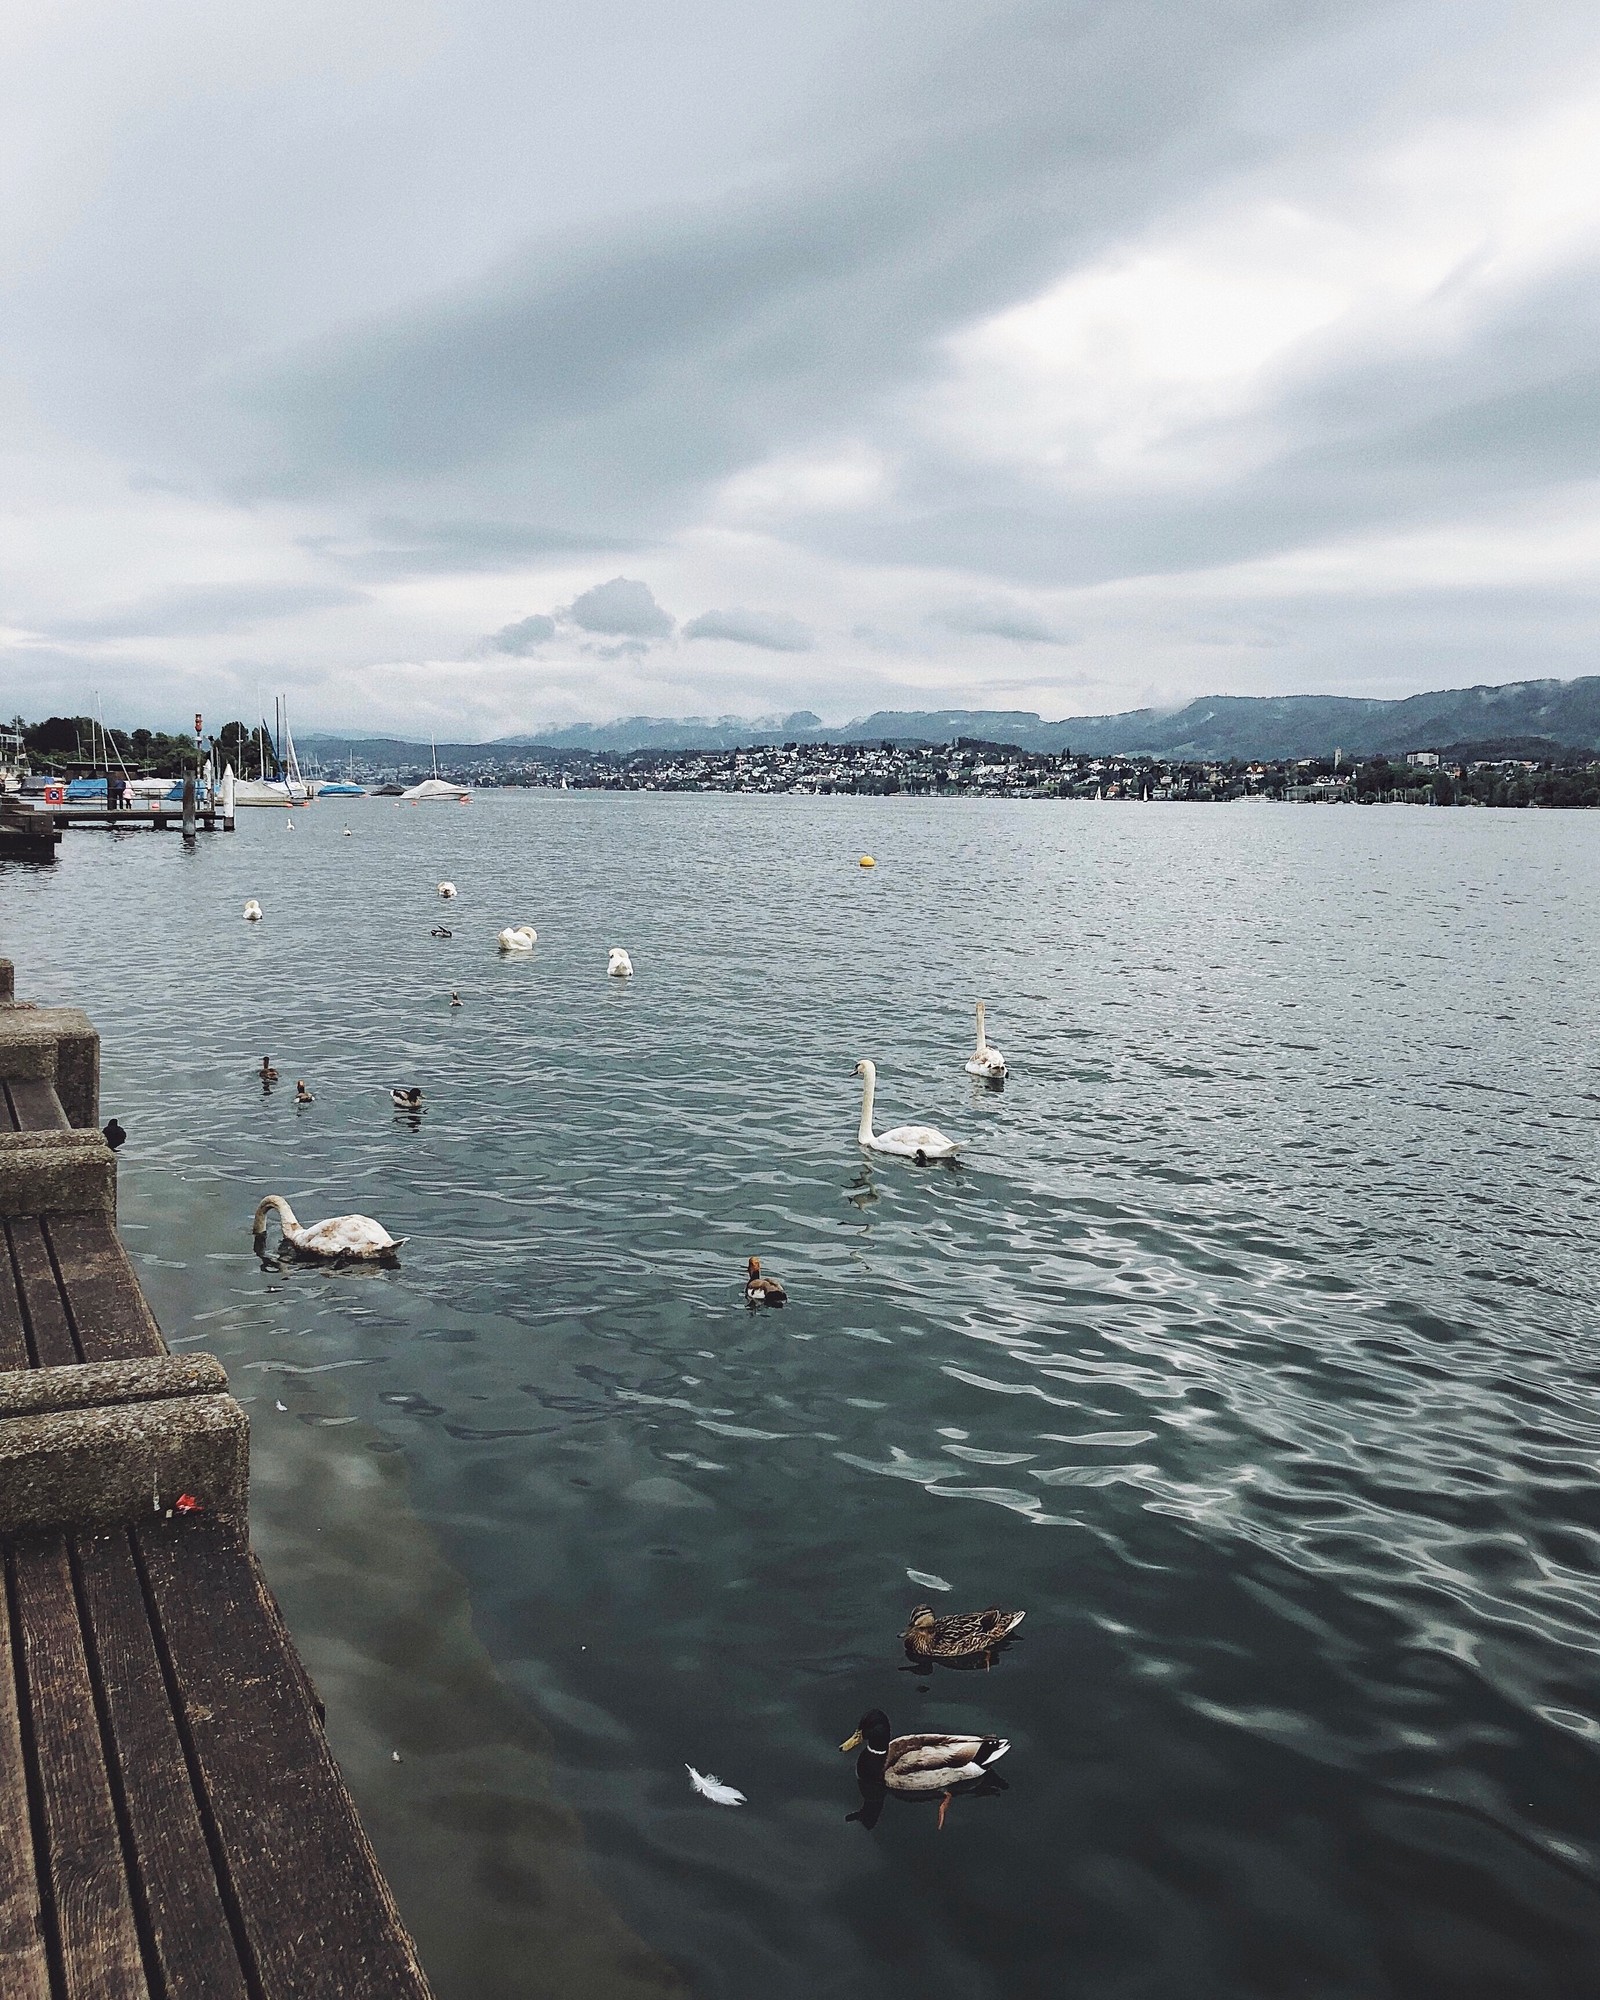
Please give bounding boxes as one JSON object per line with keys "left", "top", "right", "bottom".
{"left": 437, "top": 882, "right": 457, "bottom": 898}
{"left": 242, "top": 899, "right": 263, "bottom": 922}
{"left": 608, "top": 948, "right": 633, "bottom": 978}
{"left": 854, "top": 1060, "right": 961, "bottom": 1162}
{"left": 497, "top": 924, "right": 537, "bottom": 951}
{"left": 251, "top": 1195, "right": 404, "bottom": 1263}
{"left": 965, "top": 1001, "right": 1008, "bottom": 1080}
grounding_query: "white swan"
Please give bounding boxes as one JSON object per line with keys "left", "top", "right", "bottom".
{"left": 497, "top": 924, "right": 537, "bottom": 952}
{"left": 242, "top": 899, "right": 263, "bottom": 922}
{"left": 854, "top": 1060, "right": 961, "bottom": 1162}
{"left": 251, "top": 1195, "right": 404, "bottom": 1263}
{"left": 964, "top": 1001, "right": 1008, "bottom": 1080}
{"left": 608, "top": 948, "right": 633, "bottom": 978}
{"left": 438, "top": 881, "right": 457, "bottom": 898}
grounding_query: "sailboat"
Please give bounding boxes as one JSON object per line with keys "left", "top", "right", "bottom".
{"left": 233, "top": 700, "right": 314, "bottom": 807}
{"left": 400, "top": 737, "right": 470, "bottom": 803}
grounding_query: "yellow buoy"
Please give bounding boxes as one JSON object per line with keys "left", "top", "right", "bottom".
{"left": 859, "top": 855, "right": 876, "bottom": 868}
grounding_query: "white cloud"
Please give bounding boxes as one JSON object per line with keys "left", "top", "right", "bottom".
{"left": 683, "top": 606, "right": 814, "bottom": 650}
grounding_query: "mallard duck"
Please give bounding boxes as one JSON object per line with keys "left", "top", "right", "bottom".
{"left": 450, "top": 990, "right": 462, "bottom": 1007}
{"left": 390, "top": 1086, "right": 423, "bottom": 1110}
{"left": 258, "top": 1057, "right": 278, "bottom": 1081}
{"left": 294, "top": 1080, "right": 314, "bottom": 1105}
{"left": 840, "top": 1710, "right": 1009, "bottom": 1828}
{"left": 745, "top": 1257, "right": 787, "bottom": 1306}
{"left": 252, "top": 1195, "right": 404, "bottom": 1264}
{"left": 902, "top": 1604, "right": 1025, "bottom": 1666}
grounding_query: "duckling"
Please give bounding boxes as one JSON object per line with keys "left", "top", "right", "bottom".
{"left": 902, "top": 1603, "right": 1025, "bottom": 1668}
{"left": 390, "top": 1086, "right": 423, "bottom": 1111}
{"left": 258, "top": 1057, "right": 278, "bottom": 1082}
{"left": 102, "top": 1117, "right": 126, "bottom": 1152}
{"left": 295, "top": 1080, "right": 314, "bottom": 1106}
{"left": 744, "top": 1257, "right": 788, "bottom": 1306}
{"left": 840, "top": 1710, "right": 1009, "bottom": 1829}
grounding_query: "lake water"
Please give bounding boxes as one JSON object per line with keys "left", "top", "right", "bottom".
{"left": 4, "top": 793, "right": 1598, "bottom": 1999}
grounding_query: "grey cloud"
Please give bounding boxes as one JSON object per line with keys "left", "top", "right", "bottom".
{"left": 488, "top": 614, "right": 557, "bottom": 654}
{"left": 566, "top": 577, "right": 674, "bottom": 638}
{"left": 313, "top": 517, "right": 639, "bottom": 580}
{"left": 48, "top": 582, "right": 365, "bottom": 641}
{"left": 683, "top": 607, "right": 814, "bottom": 651}
{"left": 933, "top": 599, "right": 1076, "bottom": 645}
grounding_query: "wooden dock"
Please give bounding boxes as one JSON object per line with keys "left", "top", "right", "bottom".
{"left": 0, "top": 959, "right": 431, "bottom": 1997}
{"left": 3, "top": 804, "right": 233, "bottom": 838}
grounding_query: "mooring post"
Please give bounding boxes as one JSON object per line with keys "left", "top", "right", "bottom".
{"left": 182, "top": 774, "right": 196, "bottom": 839}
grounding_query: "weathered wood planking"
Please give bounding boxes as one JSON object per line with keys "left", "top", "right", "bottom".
{"left": 0, "top": 1552, "right": 52, "bottom": 1999}
{"left": 9, "top": 1537, "right": 150, "bottom": 1997}
{"left": 45, "top": 1218, "right": 163, "bottom": 1365}
{"left": 6, "top": 1222, "right": 77, "bottom": 1367}
{"left": 0, "top": 1230, "right": 31, "bottom": 1371}
{"left": 139, "top": 1521, "right": 433, "bottom": 1999}
{"left": 74, "top": 1533, "right": 252, "bottom": 2000}
{"left": 6, "top": 1082, "right": 68, "bottom": 1133}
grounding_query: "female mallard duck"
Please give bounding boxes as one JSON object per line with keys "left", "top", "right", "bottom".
{"left": 251, "top": 1195, "right": 404, "bottom": 1264}
{"left": 902, "top": 1603, "right": 1025, "bottom": 1667}
{"left": 840, "top": 1710, "right": 1009, "bottom": 1828}
{"left": 745, "top": 1257, "right": 787, "bottom": 1306}
{"left": 258, "top": 1056, "right": 278, "bottom": 1081}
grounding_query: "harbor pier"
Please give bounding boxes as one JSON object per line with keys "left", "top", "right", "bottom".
{"left": 0, "top": 960, "right": 430, "bottom": 1997}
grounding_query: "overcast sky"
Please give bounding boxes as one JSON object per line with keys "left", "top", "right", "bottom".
{"left": 5, "top": 0, "right": 1600, "bottom": 737}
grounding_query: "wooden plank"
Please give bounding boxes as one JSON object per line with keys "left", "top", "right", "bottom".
{"left": 0, "top": 1227, "right": 32, "bottom": 1371}
{"left": 74, "top": 1534, "right": 251, "bottom": 2000}
{"left": 0, "top": 1552, "right": 52, "bottom": 1998}
{"left": 139, "top": 1521, "right": 433, "bottom": 2000}
{"left": 7, "top": 1082, "right": 69, "bottom": 1132}
{"left": 45, "top": 1218, "right": 163, "bottom": 1365}
{"left": 7, "top": 1222, "right": 79, "bottom": 1366}
{"left": 9, "top": 1537, "right": 149, "bottom": 1998}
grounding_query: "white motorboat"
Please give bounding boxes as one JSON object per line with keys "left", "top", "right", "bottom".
{"left": 399, "top": 739, "right": 470, "bottom": 803}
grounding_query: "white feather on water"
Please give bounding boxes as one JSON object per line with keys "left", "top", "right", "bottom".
{"left": 906, "top": 1568, "right": 952, "bottom": 1592}
{"left": 686, "top": 1766, "right": 746, "bottom": 1806}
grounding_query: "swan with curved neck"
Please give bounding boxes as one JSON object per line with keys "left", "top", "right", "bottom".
{"left": 497, "top": 924, "right": 536, "bottom": 952}
{"left": 251, "top": 1195, "right": 404, "bottom": 1263}
{"left": 854, "top": 1060, "right": 961, "bottom": 1162}
{"left": 965, "top": 1001, "right": 1008, "bottom": 1080}
{"left": 608, "top": 948, "right": 633, "bottom": 978}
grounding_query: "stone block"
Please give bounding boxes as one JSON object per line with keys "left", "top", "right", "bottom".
{"left": 0, "top": 1387, "right": 249, "bottom": 1534}
{"left": 0, "top": 1129, "right": 116, "bottom": 1217}
{"left": 0, "top": 1005, "right": 99, "bottom": 1125}
{"left": 0, "top": 1353, "right": 230, "bottom": 1420}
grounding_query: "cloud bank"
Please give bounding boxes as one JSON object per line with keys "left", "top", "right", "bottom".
{"left": 4, "top": 0, "right": 1600, "bottom": 735}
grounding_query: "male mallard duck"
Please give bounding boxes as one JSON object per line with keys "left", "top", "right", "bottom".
{"left": 902, "top": 1603, "right": 1025, "bottom": 1667}
{"left": 390, "top": 1086, "right": 423, "bottom": 1111}
{"left": 294, "top": 1080, "right": 314, "bottom": 1105}
{"left": 258, "top": 1057, "right": 278, "bottom": 1081}
{"left": 745, "top": 1257, "right": 787, "bottom": 1306}
{"left": 840, "top": 1710, "right": 1009, "bottom": 1828}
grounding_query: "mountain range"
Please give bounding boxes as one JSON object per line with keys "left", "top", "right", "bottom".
{"left": 299, "top": 675, "right": 1600, "bottom": 764}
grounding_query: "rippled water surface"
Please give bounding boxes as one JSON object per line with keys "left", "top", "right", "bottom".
{"left": 5, "top": 794, "right": 1599, "bottom": 1999}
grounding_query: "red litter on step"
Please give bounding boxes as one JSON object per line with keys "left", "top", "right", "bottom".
{"left": 174, "top": 1493, "right": 204, "bottom": 1514}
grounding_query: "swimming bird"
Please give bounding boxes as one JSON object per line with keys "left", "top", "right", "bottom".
{"left": 342, "top": 826, "right": 352, "bottom": 837}
{"left": 242, "top": 899, "right": 263, "bottom": 922}
{"left": 450, "top": 990, "right": 462, "bottom": 1007}
{"left": 390, "top": 1086, "right": 423, "bottom": 1111}
{"left": 437, "top": 881, "right": 457, "bottom": 898}
{"left": 430, "top": 926, "right": 453, "bottom": 938}
{"left": 745, "top": 1257, "right": 787, "bottom": 1306}
{"left": 607, "top": 947, "right": 633, "bottom": 978}
{"left": 902, "top": 1604, "right": 1025, "bottom": 1667}
{"left": 497, "top": 925, "right": 537, "bottom": 952}
{"left": 853, "top": 1060, "right": 961, "bottom": 1162}
{"left": 251, "top": 1195, "right": 404, "bottom": 1264}
{"left": 840, "top": 1710, "right": 1009, "bottom": 1829}
{"left": 258, "top": 1057, "right": 278, "bottom": 1082}
{"left": 102, "top": 1117, "right": 126, "bottom": 1151}
{"left": 964, "top": 1001, "right": 1008, "bottom": 1081}
{"left": 295, "top": 1080, "right": 314, "bottom": 1105}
